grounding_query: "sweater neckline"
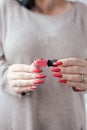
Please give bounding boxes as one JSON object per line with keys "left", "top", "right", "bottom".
{"left": 27, "top": 2, "right": 77, "bottom": 19}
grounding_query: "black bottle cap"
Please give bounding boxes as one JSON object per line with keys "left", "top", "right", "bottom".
{"left": 47, "top": 59, "right": 57, "bottom": 67}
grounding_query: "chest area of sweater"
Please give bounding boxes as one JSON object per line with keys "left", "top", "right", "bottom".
{"left": 4, "top": 18, "right": 87, "bottom": 62}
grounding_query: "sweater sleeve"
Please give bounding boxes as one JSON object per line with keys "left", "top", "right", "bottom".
{"left": 0, "top": 0, "right": 21, "bottom": 97}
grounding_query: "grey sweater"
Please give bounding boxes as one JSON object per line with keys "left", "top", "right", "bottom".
{"left": 0, "top": 0, "right": 87, "bottom": 130}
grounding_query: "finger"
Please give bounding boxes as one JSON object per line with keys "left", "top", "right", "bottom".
{"left": 59, "top": 66, "right": 87, "bottom": 74}
{"left": 59, "top": 80, "right": 87, "bottom": 90}
{"left": 7, "top": 72, "right": 46, "bottom": 80}
{"left": 53, "top": 73, "right": 83, "bottom": 82}
{"left": 8, "top": 64, "right": 42, "bottom": 73}
{"left": 12, "top": 86, "right": 37, "bottom": 94}
{"left": 10, "top": 79, "right": 45, "bottom": 87}
{"left": 72, "top": 87, "right": 86, "bottom": 91}
{"left": 55, "top": 58, "right": 86, "bottom": 67}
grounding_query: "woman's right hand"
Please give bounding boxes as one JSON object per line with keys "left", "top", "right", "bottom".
{"left": 7, "top": 64, "right": 46, "bottom": 94}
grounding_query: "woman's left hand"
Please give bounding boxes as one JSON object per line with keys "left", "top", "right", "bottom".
{"left": 50, "top": 58, "right": 87, "bottom": 90}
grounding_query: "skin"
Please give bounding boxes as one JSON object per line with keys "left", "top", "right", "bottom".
{"left": 8, "top": 0, "right": 87, "bottom": 94}
{"left": 51, "top": 58, "right": 87, "bottom": 90}
{"left": 34, "top": 0, "right": 72, "bottom": 15}
{"left": 7, "top": 63, "right": 46, "bottom": 94}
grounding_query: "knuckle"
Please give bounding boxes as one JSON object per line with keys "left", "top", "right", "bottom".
{"left": 21, "top": 73, "right": 25, "bottom": 78}
{"left": 17, "top": 81, "right": 21, "bottom": 87}
{"left": 25, "top": 73, "right": 30, "bottom": 79}
{"left": 64, "top": 74, "right": 70, "bottom": 80}
{"left": 63, "top": 68, "right": 69, "bottom": 73}
{"left": 77, "top": 75, "right": 81, "bottom": 81}
{"left": 68, "top": 75, "right": 73, "bottom": 80}
{"left": 73, "top": 58, "right": 80, "bottom": 62}
{"left": 61, "top": 68, "right": 65, "bottom": 73}
{"left": 73, "top": 66, "right": 80, "bottom": 72}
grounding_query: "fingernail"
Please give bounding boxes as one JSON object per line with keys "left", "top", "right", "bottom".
{"left": 31, "top": 86, "right": 37, "bottom": 89}
{"left": 34, "top": 79, "right": 44, "bottom": 84}
{"left": 73, "top": 87, "right": 86, "bottom": 91}
{"left": 53, "top": 61, "right": 63, "bottom": 66}
{"left": 50, "top": 68, "right": 61, "bottom": 72}
{"left": 59, "top": 80, "right": 67, "bottom": 83}
{"left": 36, "top": 74, "right": 46, "bottom": 78}
{"left": 75, "top": 87, "right": 82, "bottom": 90}
{"left": 33, "top": 68, "right": 43, "bottom": 73}
{"left": 31, "top": 88, "right": 37, "bottom": 90}
{"left": 53, "top": 73, "right": 63, "bottom": 78}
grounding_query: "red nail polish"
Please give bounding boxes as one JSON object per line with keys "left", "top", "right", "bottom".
{"left": 72, "top": 87, "right": 85, "bottom": 92}
{"left": 53, "top": 61, "right": 63, "bottom": 66}
{"left": 75, "top": 87, "right": 82, "bottom": 90}
{"left": 75, "top": 87, "right": 85, "bottom": 91}
{"left": 53, "top": 73, "right": 63, "bottom": 78}
{"left": 31, "top": 86, "right": 37, "bottom": 89}
{"left": 34, "top": 59, "right": 47, "bottom": 67}
{"left": 36, "top": 74, "right": 46, "bottom": 78}
{"left": 34, "top": 79, "right": 44, "bottom": 84}
{"left": 31, "top": 88, "right": 37, "bottom": 90}
{"left": 59, "top": 80, "right": 67, "bottom": 83}
{"left": 50, "top": 68, "right": 61, "bottom": 72}
{"left": 33, "top": 68, "right": 43, "bottom": 73}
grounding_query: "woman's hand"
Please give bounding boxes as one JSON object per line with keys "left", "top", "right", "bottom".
{"left": 7, "top": 64, "right": 46, "bottom": 94}
{"left": 50, "top": 58, "right": 87, "bottom": 90}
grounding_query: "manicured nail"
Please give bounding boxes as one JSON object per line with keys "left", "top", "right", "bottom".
{"left": 36, "top": 74, "right": 46, "bottom": 78}
{"left": 33, "top": 68, "right": 43, "bottom": 73}
{"left": 31, "top": 88, "right": 37, "bottom": 90}
{"left": 59, "top": 80, "right": 67, "bottom": 83}
{"left": 31, "top": 86, "right": 37, "bottom": 89}
{"left": 72, "top": 87, "right": 83, "bottom": 92}
{"left": 53, "top": 73, "right": 63, "bottom": 78}
{"left": 73, "top": 87, "right": 85, "bottom": 91}
{"left": 53, "top": 61, "right": 63, "bottom": 66}
{"left": 75, "top": 87, "right": 82, "bottom": 90}
{"left": 34, "top": 79, "right": 44, "bottom": 84}
{"left": 50, "top": 68, "right": 61, "bottom": 72}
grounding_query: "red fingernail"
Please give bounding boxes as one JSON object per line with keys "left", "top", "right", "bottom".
{"left": 53, "top": 61, "right": 63, "bottom": 66}
{"left": 53, "top": 73, "right": 63, "bottom": 78}
{"left": 75, "top": 87, "right": 85, "bottom": 91}
{"left": 34, "top": 59, "right": 47, "bottom": 67}
{"left": 75, "top": 87, "right": 82, "bottom": 91}
{"left": 31, "top": 86, "right": 37, "bottom": 89}
{"left": 50, "top": 68, "right": 61, "bottom": 72}
{"left": 33, "top": 68, "right": 43, "bottom": 73}
{"left": 59, "top": 80, "right": 67, "bottom": 83}
{"left": 31, "top": 88, "right": 37, "bottom": 90}
{"left": 34, "top": 79, "right": 44, "bottom": 84}
{"left": 73, "top": 87, "right": 84, "bottom": 92}
{"left": 36, "top": 74, "right": 46, "bottom": 78}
